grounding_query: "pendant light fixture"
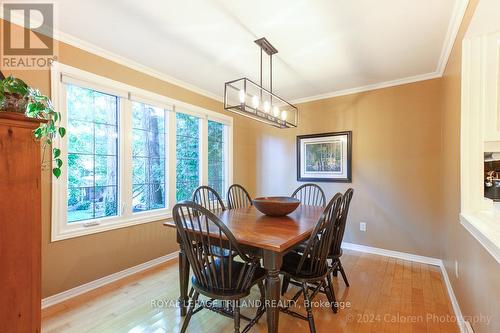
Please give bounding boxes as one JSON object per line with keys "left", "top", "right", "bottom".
{"left": 224, "top": 37, "right": 298, "bottom": 128}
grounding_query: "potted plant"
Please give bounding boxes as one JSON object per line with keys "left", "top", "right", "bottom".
{"left": 0, "top": 75, "right": 66, "bottom": 178}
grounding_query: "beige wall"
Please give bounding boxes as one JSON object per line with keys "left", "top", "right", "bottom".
{"left": 440, "top": 1, "right": 500, "bottom": 332}
{"left": 254, "top": 79, "right": 444, "bottom": 258}
{"left": 3, "top": 6, "right": 499, "bottom": 330}
{"left": 252, "top": 2, "right": 500, "bottom": 331}
{"left": 3, "top": 20, "right": 265, "bottom": 297}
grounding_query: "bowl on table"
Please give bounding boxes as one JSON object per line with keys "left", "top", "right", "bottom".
{"left": 252, "top": 196, "right": 300, "bottom": 217}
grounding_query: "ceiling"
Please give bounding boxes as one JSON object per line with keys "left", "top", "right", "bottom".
{"left": 39, "top": 0, "right": 466, "bottom": 102}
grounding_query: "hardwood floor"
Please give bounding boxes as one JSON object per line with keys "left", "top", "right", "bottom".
{"left": 41, "top": 250, "right": 459, "bottom": 333}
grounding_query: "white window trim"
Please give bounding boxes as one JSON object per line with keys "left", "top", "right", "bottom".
{"left": 460, "top": 33, "right": 500, "bottom": 263}
{"left": 51, "top": 62, "right": 233, "bottom": 241}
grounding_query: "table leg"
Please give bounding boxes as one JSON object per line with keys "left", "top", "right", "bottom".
{"left": 263, "top": 250, "right": 283, "bottom": 333}
{"left": 178, "top": 243, "right": 190, "bottom": 316}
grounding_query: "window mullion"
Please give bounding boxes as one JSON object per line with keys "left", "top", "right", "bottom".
{"left": 168, "top": 109, "right": 177, "bottom": 208}
{"left": 200, "top": 116, "right": 208, "bottom": 187}
{"left": 54, "top": 82, "right": 69, "bottom": 236}
{"left": 121, "top": 98, "right": 133, "bottom": 217}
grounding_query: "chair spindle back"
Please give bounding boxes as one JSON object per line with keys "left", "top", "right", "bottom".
{"left": 292, "top": 183, "right": 326, "bottom": 207}
{"left": 227, "top": 184, "right": 253, "bottom": 209}
{"left": 192, "top": 185, "right": 226, "bottom": 212}
{"left": 330, "top": 188, "right": 354, "bottom": 257}
{"left": 173, "top": 201, "right": 259, "bottom": 293}
{"left": 296, "top": 193, "right": 343, "bottom": 277}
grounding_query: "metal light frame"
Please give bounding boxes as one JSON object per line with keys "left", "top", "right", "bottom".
{"left": 224, "top": 38, "right": 298, "bottom": 128}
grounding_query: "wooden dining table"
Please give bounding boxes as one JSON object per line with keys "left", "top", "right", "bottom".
{"left": 163, "top": 204, "right": 324, "bottom": 333}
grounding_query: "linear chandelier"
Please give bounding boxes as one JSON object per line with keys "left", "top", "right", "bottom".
{"left": 224, "top": 37, "right": 298, "bottom": 128}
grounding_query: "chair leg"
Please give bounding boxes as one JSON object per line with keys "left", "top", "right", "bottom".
{"left": 258, "top": 281, "right": 265, "bottom": 300}
{"left": 302, "top": 283, "right": 316, "bottom": 333}
{"left": 325, "top": 274, "right": 338, "bottom": 314}
{"left": 339, "top": 260, "right": 350, "bottom": 287}
{"left": 180, "top": 291, "right": 199, "bottom": 333}
{"left": 281, "top": 275, "right": 290, "bottom": 296}
{"left": 331, "top": 259, "right": 338, "bottom": 277}
{"left": 234, "top": 300, "right": 240, "bottom": 333}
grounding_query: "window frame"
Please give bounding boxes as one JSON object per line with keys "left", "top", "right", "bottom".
{"left": 207, "top": 118, "right": 229, "bottom": 197}
{"left": 129, "top": 98, "right": 169, "bottom": 214}
{"left": 51, "top": 62, "right": 233, "bottom": 241}
{"left": 175, "top": 111, "right": 202, "bottom": 202}
{"left": 460, "top": 33, "right": 500, "bottom": 263}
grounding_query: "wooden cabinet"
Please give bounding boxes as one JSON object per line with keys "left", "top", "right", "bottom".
{"left": 0, "top": 112, "right": 42, "bottom": 333}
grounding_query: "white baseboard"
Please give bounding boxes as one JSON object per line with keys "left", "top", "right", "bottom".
{"left": 439, "top": 262, "right": 469, "bottom": 333}
{"left": 341, "top": 242, "right": 443, "bottom": 266}
{"left": 42, "top": 243, "right": 468, "bottom": 333}
{"left": 342, "top": 242, "right": 467, "bottom": 333}
{"left": 41, "top": 251, "right": 178, "bottom": 309}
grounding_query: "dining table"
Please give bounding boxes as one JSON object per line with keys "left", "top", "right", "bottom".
{"left": 163, "top": 204, "right": 325, "bottom": 333}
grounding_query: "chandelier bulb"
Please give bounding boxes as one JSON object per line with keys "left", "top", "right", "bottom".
{"left": 281, "top": 110, "right": 287, "bottom": 121}
{"left": 252, "top": 95, "right": 260, "bottom": 109}
{"left": 263, "top": 101, "right": 271, "bottom": 113}
{"left": 238, "top": 89, "right": 246, "bottom": 103}
{"left": 272, "top": 106, "right": 280, "bottom": 117}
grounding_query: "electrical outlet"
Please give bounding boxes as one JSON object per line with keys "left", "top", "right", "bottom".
{"left": 455, "top": 260, "right": 459, "bottom": 278}
{"left": 360, "top": 222, "right": 367, "bottom": 232}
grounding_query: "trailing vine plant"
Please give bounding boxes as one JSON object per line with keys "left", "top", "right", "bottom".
{"left": 0, "top": 75, "right": 66, "bottom": 178}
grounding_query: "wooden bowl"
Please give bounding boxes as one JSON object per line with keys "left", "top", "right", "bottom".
{"left": 252, "top": 196, "right": 300, "bottom": 217}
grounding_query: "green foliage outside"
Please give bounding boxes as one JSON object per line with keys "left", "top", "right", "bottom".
{"left": 132, "top": 102, "right": 166, "bottom": 212}
{"left": 176, "top": 113, "right": 200, "bottom": 201}
{"left": 65, "top": 86, "right": 226, "bottom": 222}
{"left": 207, "top": 120, "right": 225, "bottom": 196}
{"left": 66, "top": 85, "right": 118, "bottom": 222}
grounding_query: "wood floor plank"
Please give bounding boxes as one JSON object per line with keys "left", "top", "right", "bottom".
{"left": 41, "top": 250, "right": 460, "bottom": 333}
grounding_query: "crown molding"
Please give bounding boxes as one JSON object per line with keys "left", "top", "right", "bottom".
{"left": 290, "top": 71, "right": 442, "bottom": 104}
{"left": 53, "top": 30, "right": 223, "bottom": 102}
{"left": 436, "top": 0, "right": 470, "bottom": 75}
{"left": 0, "top": 9, "right": 222, "bottom": 103}
{"left": 1, "top": 0, "right": 469, "bottom": 105}
{"left": 291, "top": 0, "right": 469, "bottom": 105}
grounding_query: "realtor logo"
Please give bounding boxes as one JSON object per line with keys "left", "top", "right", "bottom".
{"left": 1, "top": 3, "right": 57, "bottom": 70}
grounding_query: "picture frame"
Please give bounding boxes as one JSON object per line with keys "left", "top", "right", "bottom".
{"left": 296, "top": 131, "right": 352, "bottom": 183}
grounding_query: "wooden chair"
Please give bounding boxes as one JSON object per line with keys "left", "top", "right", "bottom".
{"left": 192, "top": 186, "right": 232, "bottom": 257}
{"left": 227, "top": 184, "right": 253, "bottom": 209}
{"left": 282, "top": 189, "right": 355, "bottom": 304}
{"left": 173, "top": 201, "right": 266, "bottom": 333}
{"left": 279, "top": 194, "right": 343, "bottom": 333}
{"left": 192, "top": 185, "right": 226, "bottom": 212}
{"left": 329, "top": 188, "right": 354, "bottom": 287}
{"left": 291, "top": 183, "right": 326, "bottom": 206}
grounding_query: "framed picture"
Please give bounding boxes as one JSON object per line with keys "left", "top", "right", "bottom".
{"left": 297, "top": 131, "right": 352, "bottom": 182}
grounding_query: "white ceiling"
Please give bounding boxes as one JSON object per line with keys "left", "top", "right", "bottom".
{"left": 47, "top": 0, "right": 465, "bottom": 102}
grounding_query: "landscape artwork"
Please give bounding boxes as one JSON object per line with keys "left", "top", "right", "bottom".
{"left": 297, "top": 131, "right": 352, "bottom": 182}
{"left": 304, "top": 140, "right": 342, "bottom": 173}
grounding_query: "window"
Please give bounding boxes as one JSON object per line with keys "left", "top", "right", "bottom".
{"left": 51, "top": 63, "right": 232, "bottom": 241}
{"left": 66, "top": 84, "right": 119, "bottom": 223}
{"left": 460, "top": 32, "right": 500, "bottom": 262}
{"left": 175, "top": 113, "right": 200, "bottom": 201}
{"left": 132, "top": 102, "right": 167, "bottom": 212}
{"left": 208, "top": 120, "right": 226, "bottom": 196}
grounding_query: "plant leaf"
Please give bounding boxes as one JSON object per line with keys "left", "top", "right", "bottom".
{"left": 53, "top": 147, "right": 61, "bottom": 158}
{"left": 52, "top": 167, "right": 61, "bottom": 178}
{"left": 58, "top": 127, "right": 66, "bottom": 138}
{"left": 55, "top": 158, "right": 63, "bottom": 168}
{"left": 33, "top": 127, "right": 43, "bottom": 139}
